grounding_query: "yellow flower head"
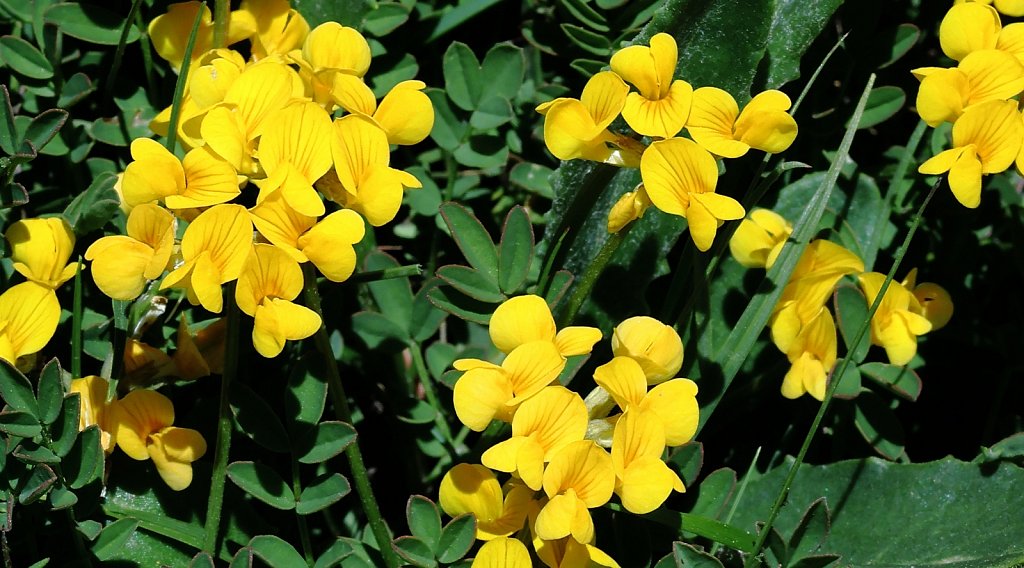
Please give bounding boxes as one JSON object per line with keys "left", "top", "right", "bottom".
{"left": 109, "top": 389, "right": 207, "bottom": 491}
{"left": 902, "top": 269, "right": 955, "bottom": 332}
{"left": 0, "top": 282, "right": 60, "bottom": 366}
{"left": 858, "top": 272, "right": 934, "bottom": 367}
{"left": 687, "top": 88, "right": 797, "bottom": 158}
{"left": 236, "top": 0, "right": 310, "bottom": 60}
{"left": 592, "top": 356, "right": 699, "bottom": 446}
{"left": 255, "top": 100, "right": 334, "bottom": 217}
{"left": 439, "top": 463, "right": 533, "bottom": 540}
{"left": 610, "top": 33, "right": 693, "bottom": 139}
{"left": 729, "top": 208, "right": 793, "bottom": 269}
{"left": 235, "top": 244, "right": 321, "bottom": 358}
{"left": 611, "top": 409, "right": 684, "bottom": 514}
{"left": 6, "top": 217, "right": 79, "bottom": 289}
{"left": 69, "top": 375, "right": 116, "bottom": 453}
{"left": 85, "top": 203, "right": 177, "bottom": 301}
{"left": 535, "top": 440, "right": 615, "bottom": 543}
{"left": 536, "top": 72, "right": 630, "bottom": 163}
{"left": 147, "top": 1, "right": 255, "bottom": 70}
{"left": 941, "top": 2, "right": 1001, "bottom": 61}
{"left": 606, "top": 185, "right": 652, "bottom": 234}
{"left": 913, "top": 49, "right": 1024, "bottom": 127}
{"left": 640, "top": 137, "right": 745, "bottom": 251}
{"left": 174, "top": 317, "right": 226, "bottom": 379}
{"left": 954, "top": 0, "right": 1024, "bottom": 21}
{"left": 481, "top": 386, "right": 588, "bottom": 490}
{"left": 780, "top": 307, "right": 837, "bottom": 401}
{"left": 121, "top": 138, "right": 240, "bottom": 210}
{"left": 488, "top": 295, "right": 602, "bottom": 358}
{"left": 610, "top": 316, "right": 683, "bottom": 385}
{"left": 918, "top": 99, "right": 1024, "bottom": 208}
{"left": 532, "top": 531, "right": 621, "bottom": 568}
{"left": 472, "top": 537, "right": 532, "bottom": 567}
{"left": 160, "top": 204, "right": 254, "bottom": 313}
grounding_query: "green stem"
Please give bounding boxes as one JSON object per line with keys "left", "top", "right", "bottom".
{"left": 302, "top": 265, "right": 401, "bottom": 568}
{"left": 136, "top": 9, "right": 157, "bottom": 100}
{"left": 743, "top": 178, "right": 941, "bottom": 567}
{"left": 347, "top": 265, "right": 423, "bottom": 284}
{"left": 202, "top": 283, "right": 242, "bottom": 554}
{"left": 556, "top": 225, "right": 630, "bottom": 327}
{"left": 71, "top": 257, "right": 83, "bottom": 379}
{"left": 165, "top": 6, "right": 204, "bottom": 154}
{"left": 212, "top": 0, "right": 230, "bottom": 49}
{"left": 291, "top": 459, "right": 315, "bottom": 566}
{"left": 103, "top": 0, "right": 145, "bottom": 100}
{"left": 711, "top": 446, "right": 761, "bottom": 556}
{"left": 410, "top": 342, "right": 458, "bottom": 453}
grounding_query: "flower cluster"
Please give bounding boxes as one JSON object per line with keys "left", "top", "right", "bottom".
{"left": 86, "top": 0, "right": 433, "bottom": 360}
{"left": 536, "top": 33, "right": 798, "bottom": 251}
{"left": 914, "top": 1, "right": 1024, "bottom": 207}
{"left": 730, "top": 209, "right": 955, "bottom": 399}
{"left": 441, "top": 296, "right": 697, "bottom": 566}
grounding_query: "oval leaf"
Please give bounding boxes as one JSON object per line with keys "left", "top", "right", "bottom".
{"left": 296, "top": 421, "right": 357, "bottom": 464}
{"left": 297, "top": 472, "right": 351, "bottom": 515}
{"left": 436, "top": 514, "right": 476, "bottom": 564}
{"left": 498, "top": 206, "right": 534, "bottom": 295}
{"left": 226, "top": 461, "right": 295, "bottom": 510}
{"left": 44, "top": 3, "right": 141, "bottom": 45}
{"left": 0, "top": 35, "right": 53, "bottom": 79}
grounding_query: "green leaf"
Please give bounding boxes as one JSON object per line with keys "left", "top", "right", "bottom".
{"left": 833, "top": 286, "right": 871, "bottom": 364}
{"left": 437, "top": 265, "right": 505, "bottom": 303}
{"left": 789, "top": 498, "right": 830, "bottom": 560}
{"left": 362, "top": 2, "right": 410, "bottom": 36}
{"left": 407, "top": 495, "right": 442, "bottom": 551}
{"left": 668, "top": 442, "right": 704, "bottom": 488}
{"left": 986, "top": 433, "right": 1024, "bottom": 460}
{"left": 559, "top": 0, "right": 609, "bottom": 31}
{"left": 230, "top": 548, "right": 255, "bottom": 568}
{"left": 479, "top": 43, "right": 524, "bottom": 102}
{"left": 290, "top": 0, "right": 371, "bottom": 28}
{"left": 468, "top": 95, "right": 513, "bottom": 130}
{"left": 853, "top": 390, "right": 905, "bottom": 460}
{"left": 509, "top": 163, "right": 554, "bottom": 199}
{"left": 0, "top": 85, "right": 18, "bottom": 154}
{"left": 544, "top": 270, "right": 574, "bottom": 307}
{"left": 296, "top": 421, "right": 357, "bottom": 464}
{"left": 285, "top": 353, "right": 328, "bottom": 435}
{"left": 760, "top": 0, "right": 843, "bottom": 88}
{"left": 830, "top": 359, "right": 862, "bottom": 400}
{"left": 35, "top": 359, "right": 64, "bottom": 425}
{"left": 436, "top": 514, "right": 476, "bottom": 563}
{"left": 427, "top": 284, "right": 495, "bottom": 325}
{"left": 396, "top": 399, "right": 438, "bottom": 425}
{"left": 190, "top": 552, "right": 216, "bottom": 568}
{"left": 78, "top": 519, "right": 102, "bottom": 541}
{"left": 88, "top": 116, "right": 130, "bottom": 146}
{"left": 18, "top": 464, "right": 57, "bottom": 504}
{"left": 63, "top": 171, "right": 120, "bottom": 235}
{"left": 453, "top": 134, "right": 508, "bottom": 169}
{"left": 0, "top": 411, "right": 41, "bottom": 438}
{"left": 226, "top": 462, "right": 295, "bottom": 510}
{"left": 44, "top": 3, "right": 140, "bottom": 45}
{"left": 426, "top": 88, "right": 467, "bottom": 151}
{"left": 443, "top": 42, "right": 483, "bottom": 111}
{"left": 790, "top": 555, "right": 842, "bottom": 568}
{"left": 439, "top": 202, "right": 499, "bottom": 281}
{"left": 859, "top": 362, "right": 922, "bottom": 401}
{"left": 882, "top": 24, "right": 919, "bottom": 68}
{"left": 249, "top": 535, "right": 306, "bottom": 567}
{"left": 560, "top": 23, "right": 610, "bottom": 56}
{"left": 410, "top": 279, "right": 448, "bottom": 343}
{"left": 12, "top": 441, "right": 59, "bottom": 464}
{"left": 230, "top": 383, "right": 290, "bottom": 453}
{"left": 689, "top": 468, "right": 736, "bottom": 521}
{"left": 315, "top": 538, "right": 359, "bottom": 568}
{"left": 0, "top": 359, "right": 38, "bottom": 416}
{"left": 296, "top": 472, "right": 351, "bottom": 515}
{"left": 0, "top": 35, "right": 53, "bottom": 79}
{"left": 352, "top": 311, "right": 410, "bottom": 345}
{"left": 672, "top": 542, "right": 724, "bottom": 567}
{"left": 393, "top": 536, "right": 437, "bottom": 568}
{"left": 91, "top": 519, "right": 140, "bottom": 561}
{"left": 498, "top": 206, "right": 534, "bottom": 295}
{"left": 23, "top": 108, "right": 67, "bottom": 153}
{"left": 365, "top": 251, "right": 414, "bottom": 334}
{"left": 734, "top": 457, "right": 1024, "bottom": 566}
{"left": 65, "top": 425, "right": 103, "bottom": 488}
{"left": 851, "top": 86, "right": 905, "bottom": 130}
{"left": 569, "top": 57, "right": 606, "bottom": 77}
{"left": 48, "top": 484, "right": 78, "bottom": 510}
{"left": 50, "top": 393, "right": 81, "bottom": 457}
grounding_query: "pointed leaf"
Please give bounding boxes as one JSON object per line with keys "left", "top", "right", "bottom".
{"left": 393, "top": 536, "right": 436, "bottom": 568}
{"left": 439, "top": 202, "right": 498, "bottom": 281}
{"left": 853, "top": 391, "right": 905, "bottom": 460}
{"left": 437, "top": 265, "right": 504, "bottom": 303}
{"left": 789, "top": 498, "right": 830, "bottom": 559}
{"left": 0, "top": 359, "right": 38, "bottom": 416}
{"left": 436, "top": 514, "right": 476, "bottom": 563}
{"left": 66, "top": 425, "right": 103, "bottom": 488}
{"left": 230, "top": 383, "right": 290, "bottom": 453}
{"left": 296, "top": 472, "right": 351, "bottom": 515}
{"left": 498, "top": 206, "right": 534, "bottom": 295}
{"left": 36, "top": 358, "right": 64, "bottom": 425}
{"left": 44, "top": 3, "right": 140, "bottom": 45}
{"left": 91, "top": 519, "right": 140, "bottom": 561}
{"left": 296, "top": 421, "right": 356, "bottom": 464}
{"left": 18, "top": 464, "right": 57, "bottom": 504}
{"left": 859, "top": 362, "right": 922, "bottom": 401}
{"left": 227, "top": 462, "right": 295, "bottom": 510}
{"left": 0, "top": 35, "right": 53, "bottom": 79}
{"left": 672, "top": 542, "right": 724, "bottom": 567}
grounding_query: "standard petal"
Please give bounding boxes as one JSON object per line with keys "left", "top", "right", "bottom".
{"left": 299, "top": 209, "right": 366, "bottom": 282}
{"left": 641, "top": 138, "right": 719, "bottom": 217}
{"left": 438, "top": 463, "right": 504, "bottom": 522}
{"left": 502, "top": 341, "right": 566, "bottom": 403}
{"left": 472, "top": 538, "right": 532, "bottom": 568}
{"left": 453, "top": 368, "right": 513, "bottom": 431}
{"left": 580, "top": 71, "right": 629, "bottom": 129}
{"left": 85, "top": 236, "right": 154, "bottom": 300}
{"left": 592, "top": 356, "right": 647, "bottom": 410}
{"left": 373, "top": 81, "right": 434, "bottom": 145}
{"left": 639, "top": 378, "right": 699, "bottom": 446}
{"left": 167, "top": 146, "right": 242, "bottom": 209}
{"left": 620, "top": 80, "right": 692, "bottom": 139}
{"left": 940, "top": 2, "right": 1001, "bottom": 61}
{"left": 489, "top": 295, "right": 557, "bottom": 353}
{"left": 0, "top": 282, "right": 60, "bottom": 359}
{"left": 687, "top": 86, "right": 747, "bottom": 158}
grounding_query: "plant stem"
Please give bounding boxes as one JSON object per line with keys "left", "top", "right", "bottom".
{"left": 202, "top": 282, "right": 242, "bottom": 554}
{"left": 347, "top": 265, "right": 423, "bottom": 284}
{"left": 556, "top": 224, "right": 630, "bottom": 327}
{"left": 212, "top": 0, "right": 230, "bottom": 49}
{"left": 104, "top": 0, "right": 145, "bottom": 100}
{"left": 743, "top": 178, "right": 941, "bottom": 567}
{"left": 71, "top": 257, "right": 83, "bottom": 379}
{"left": 291, "top": 459, "right": 314, "bottom": 566}
{"left": 302, "top": 265, "right": 401, "bottom": 568}
{"left": 164, "top": 7, "right": 204, "bottom": 154}
{"left": 410, "top": 342, "right": 459, "bottom": 454}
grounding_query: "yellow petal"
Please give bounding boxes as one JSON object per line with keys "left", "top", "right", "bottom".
{"left": 173, "top": 315, "right": 212, "bottom": 380}
{"left": 641, "top": 137, "right": 719, "bottom": 217}
{"left": 109, "top": 389, "right": 175, "bottom": 460}
{"left": 687, "top": 192, "right": 746, "bottom": 252}
{"left": 332, "top": 165, "right": 407, "bottom": 226}
{"left": 472, "top": 537, "right": 532, "bottom": 568}
{"left": 581, "top": 72, "right": 629, "bottom": 129}
{"left": 223, "top": 61, "right": 299, "bottom": 140}
{"left": 502, "top": 341, "right": 566, "bottom": 405}
{"left": 249, "top": 188, "right": 316, "bottom": 258}
{"left": 729, "top": 209, "right": 793, "bottom": 269}
{"left": 373, "top": 81, "right": 434, "bottom": 145}
{"left": 479, "top": 484, "right": 534, "bottom": 541}
{"left": 553, "top": 326, "right": 602, "bottom": 357}
{"left": 542, "top": 440, "right": 614, "bottom": 507}
{"left": 200, "top": 105, "right": 252, "bottom": 173}
{"left": 331, "top": 114, "right": 390, "bottom": 191}
{"left": 610, "top": 33, "right": 677, "bottom": 100}
{"left": 122, "top": 138, "right": 186, "bottom": 208}
{"left": 638, "top": 378, "right": 699, "bottom": 446}
{"left": 329, "top": 72, "right": 377, "bottom": 115}
{"left": 996, "top": 0, "right": 1024, "bottom": 16}
{"left": 0, "top": 282, "right": 60, "bottom": 361}
{"left": 166, "top": 146, "right": 241, "bottom": 209}
{"left": 511, "top": 386, "right": 588, "bottom": 459}
{"left": 940, "top": 2, "right": 1001, "bottom": 61}
{"left": 952, "top": 99, "right": 1023, "bottom": 173}
{"left": 960, "top": 49, "right": 1024, "bottom": 106}
{"left": 235, "top": 244, "right": 304, "bottom": 315}
{"left": 915, "top": 68, "right": 970, "bottom": 127}
{"left": 252, "top": 298, "right": 321, "bottom": 358}
{"left": 611, "top": 316, "right": 684, "bottom": 385}
{"left": 687, "top": 86, "right": 747, "bottom": 158}
{"left": 534, "top": 491, "right": 593, "bottom": 543}
{"left": 913, "top": 282, "right": 954, "bottom": 330}
{"left": 302, "top": 22, "right": 371, "bottom": 76}
{"left": 618, "top": 456, "right": 681, "bottom": 514}
{"left": 180, "top": 204, "right": 254, "bottom": 283}
{"left": 454, "top": 367, "right": 513, "bottom": 431}
{"left": 439, "top": 463, "right": 504, "bottom": 522}
{"left": 148, "top": 427, "right": 207, "bottom": 490}
{"left": 6, "top": 217, "right": 77, "bottom": 288}
{"left": 148, "top": 2, "right": 213, "bottom": 69}
{"left": 298, "top": 209, "right": 365, "bottom": 282}
{"left": 259, "top": 99, "right": 334, "bottom": 184}
{"left": 84, "top": 236, "right": 154, "bottom": 300}
{"left": 997, "top": 22, "right": 1024, "bottom": 63}
{"left": 489, "top": 295, "right": 557, "bottom": 354}
{"left": 918, "top": 147, "right": 965, "bottom": 175}
{"left": 540, "top": 98, "right": 611, "bottom": 162}
{"left": 948, "top": 147, "right": 984, "bottom": 208}
{"left": 592, "top": 356, "right": 647, "bottom": 410}
{"left": 620, "top": 80, "right": 692, "bottom": 139}
{"left": 611, "top": 409, "right": 666, "bottom": 473}
{"left": 734, "top": 90, "right": 797, "bottom": 154}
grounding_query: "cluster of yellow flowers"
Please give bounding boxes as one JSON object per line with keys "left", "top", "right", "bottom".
{"left": 440, "top": 296, "right": 697, "bottom": 567}
{"left": 536, "top": 33, "right": 798, "bottom": 251}
{"left": 914, "top": 1, "right": 1024, "bottom": 207}
{"left": 730, "top": 209, "right": 954, "bottom": 400}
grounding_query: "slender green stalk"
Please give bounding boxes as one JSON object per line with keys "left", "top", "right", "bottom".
{"left": 302, "top": 265, "right": 401, "bottom": 568}
{"left": 104, "top": 0, "right": 145, "bottom": 100}
{"left": 410, "top": 342, "right": 458, "bottom": 453}
{"left": 711, "top": 446, "right": 762, "bottom": 556}
{"left": 347, "top": 265, "right": 423, "bottom": 284}
{"left": 213, "top": 0, "right": 230, "bottom": 48}
{"left": 291, "top": 459, "right": 315, "bottom": 566}
{"left": 164, "top": 6, "right": 205, "bottom": 154}
{"left": 743, "top": 178, "right": 941, "bottom": 567}
{"left": 136, "top": 9, "right": 158, "bottom": 98}
{"left": 71, "top": 256, "right": 83, "bottom": 379}
{"left": 108, "top": 299, "right": 129, "bottom": 397}
{"left": 202, "top": 283, "right": 242, "bottom": 554}
{"left": 603, "top": 502, "right": 755, "bottom": 553}
{"left": 556, "top": 225, "right": 630, "bottom": 327}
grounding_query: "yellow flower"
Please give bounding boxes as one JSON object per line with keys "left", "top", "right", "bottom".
{"left": 124, "top": 339, "right": 175, "bottom": 383}
{"left": 536, "top": 72, "right": 632, "bottom": 163}
{"left": 918, "top": 99, "right": 1023, "bottom": 208}
{"left": 160, "top": 204, "right": 254, "bottom": 313}
{"left": 532, "top": 532, "right": 621, "bottom": 568}
{"left": 780, "top": 307, "right": 837, "bottom": 401}
{"left": 640, "top": 137, "right": 745, "bottom": 251}
{"left": 326, "top": 115, "right": 422, "bottom": 226}
{"left": 188, "top": 49, "right": 247, "bottom": 110}
{"left": 6, "top": 217, "right": 79, "bottom": 289}
{"left": 610, "top": 316, "right": 683, "bottom": 385}
{"left": 236, "top": 0, "right": 310, "bottom": 60}
{"left": 439, "top": 464, "right": 533, "bottom": 540}
{"left": 912, "top": 50, "right": 1024, "bottom": 127}
{"left": 249, "top": 189, "right": 366, "bottom": 282}
{"left": 235, "top": 244, "right": 321, "bottom": 358}
{"left": 481, "top": 386, "right": 588, "bottom": 490}
{"left": 85, "top": 203, "right": 177, "bottom": 301}
{"left": 0, "top": 282, "right": 60, "bottom": 366}
{"left": 609, "top": 33, "right": 693, "bottom": 139}
{"left": 174, "top": 317, "right": 226, "bottom": 378}
{"left": 109, "top": 389, "right": 207, "bottom": 491}
{"left": 858, "top": 272, "right": 934, "bottom": 366}
{"left": 606, "top": 185, "right": 652, "bottom": 234}
{"left": 941, "top": 2, "right": 1001, "bottom": 61}
{"left": 472, "top": 537, "right": 532, "bottom": 567}
{"left": 289, "top": 22, "right": 371, "bottom": 108}
{"left": 535, "top": 440, "right": 614, "bottom": 542}
{"left": 611, "top": 409, "right": 684, "bottom": 514}
{"left": 686, "top": 88, "right": 798, "bottom": 158}
{"left": 254, "top": 100, "right": 334, "bottom": 217}
{"left": 488, "top": 295, "right": 602, "bottom": 358}
{"left": 69, "top": 375, "right": 116, "bottom": 453}
{"left": 954, "top": 0, "right": 1024, "bottom": 19}
{"left": 147, "top": 1, "right": 255, "bottom": 70}
{"left": 729, "top": 208, "right": 793, "bottom": 269}
{"left": 902, "top": 269, "right": 954, "bottom": 331}
{"left": 121, "top": 138, "right": 241, "bottom": 210}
